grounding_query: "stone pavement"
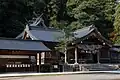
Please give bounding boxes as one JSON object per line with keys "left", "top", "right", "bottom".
{"left": 0, "top": 71, "right": 120, "bottom": 77}
{"left": 1, "top": 73, "right": 120, "bottom": 80}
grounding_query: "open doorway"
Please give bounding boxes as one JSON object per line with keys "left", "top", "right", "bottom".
{"left": 92, "top": 53, "right": 98, "bottom": 63}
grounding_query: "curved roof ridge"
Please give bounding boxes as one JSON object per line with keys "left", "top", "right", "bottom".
{"left": 74, "top": 25, "right": 95, "bottom": 38}
{"left": 74, "top": 25, "right": 112, "bottom": 47}
{"left": 30, "top": 28, "right": 62, "bottom": 32}
{"left": 74, "top": 25, "right": 95, "bottom": 33}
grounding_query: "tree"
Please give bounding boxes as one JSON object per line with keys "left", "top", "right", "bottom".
{"left": 113, "top": 3, "right": 120, "bottom": 43}
{"left": 66, "top": 0, "right": 115, "bottom": 39}
{"left": 43, "top": 0, "right": 67, "bottom": 27}
{"left": 45, "top": 0, "right": 115, "bottom": 39}
{"left": 0, "top": 0, "right": 46, "bottom": 38}
{"left": 0, "top": 0, "right": 116, "bottom": 40}
{"left": 0, "top": 0, "right": 26, "bottom": 37}
{"left": 55, "top": 21, "right": 74, "bottom": 64}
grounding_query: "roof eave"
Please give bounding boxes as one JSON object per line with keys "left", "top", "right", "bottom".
{"left": 73, "top": 27, "right": 112, "bottom": 47}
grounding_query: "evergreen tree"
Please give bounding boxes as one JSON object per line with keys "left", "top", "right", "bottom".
{"left": 43, "top": 0, "right": 67, "bottom": 27}
{"left": 113, "top": 3, "right": 120, "bottom": 43}
{"left": 55, "top": 22, "right": 74, "bottom": 64}
{"left": 66, "top": 0, "right": 115, "bottom": 38}
{"left": 45, "top": 0, "right": 115, "bottom": 39}
{"left": 0, "top": 0, "right": 116, "bottom": 40}
{"left": 0, "top": 0, "right": 46, "bottom": 38}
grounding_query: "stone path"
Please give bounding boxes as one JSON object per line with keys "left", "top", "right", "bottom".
{"left": 0, "top": 74, "right": 120, "bottom": 80}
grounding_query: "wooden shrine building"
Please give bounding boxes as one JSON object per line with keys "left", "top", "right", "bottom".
{"left": 15, "top": 15, "right": 120, "bottom": 72}
{"left": 16, "top": 25, "right": 64, "bottom": 72}
{"left": 0, "top": 15, "right": 118, "bottom": 73}
{"left": 66, "top": 25, "right": 112, "bottom": 64}
{"left": 0, "top": 39, "right": 50, "bottom": 73}
{"left": 14, "top": 14, "right": 117, "bottom": 71}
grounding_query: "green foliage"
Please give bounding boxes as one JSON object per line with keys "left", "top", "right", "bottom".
{"left": 44, "top": 0, "right": 67, "bottom": 27}
{"left": 54, "top": 0, "right": 116, "bottom": 50}
{"left": 114, "top": 3, "right": 120, "bottom": 43}
{"left": 0, "top": 0, "right": 116, "bottom": 42}
{"left": 66, "top": 0, "right": 115, "bottom": 38}
{"left": 55, "top": 22, "right": 74, "bottom": 52}
{"left": 0, "top": 0, "right": 46, "bottom": 38}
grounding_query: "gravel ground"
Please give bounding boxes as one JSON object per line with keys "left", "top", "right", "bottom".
{"left": 0, "top": 74, "right": 120, "bottom": 80}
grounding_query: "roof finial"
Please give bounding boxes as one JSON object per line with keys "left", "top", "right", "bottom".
{"left": 89, "top": 24, "right": 97, "bottom": 31}
{"left": 29, "top": 12, "right": 48, "bottom": 29}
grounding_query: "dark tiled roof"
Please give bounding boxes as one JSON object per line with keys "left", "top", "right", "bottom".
{"left": 74, "top": 25, "right": 95, "bottom": 38}
{"left": 29, "top": 26, "right": 46, "bottom": 30}
{"left": 16, "top": 25, "right": 111, "bottom": 47}
{"left": 29, "top": 25, "right": 58, "bottom": 30}
{"left": 0, "top": 39, "right": 50, "bottom": 51}
{"left": 29, "top": 30, "right": 63, "bottom": 42}
{"left": 16, "top": 25, "right": 95, "bottom": 42}
{"left": 28, "top": 26, "right": 94, "bottom": 42}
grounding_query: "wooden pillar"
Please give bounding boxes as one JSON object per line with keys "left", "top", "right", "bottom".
{"left": 64, "top": 47, "right": 67, "bottom": 64}
{"left": 75, "top": 47, "right": 78, "bottom": 64}
{"left": 108, "top": 50, "right": 111, "bottom": 63}
{"left": 117, "top": 53, "right": 119, "bottom": 63}
{"left": 97, "top": 52, "right": 100, "bottom": 64}
{"left": 109, "top": 51, "right": 112, "bottom": 63}
{"left": 37, "top": 53, "right": 40, "bottom": 72}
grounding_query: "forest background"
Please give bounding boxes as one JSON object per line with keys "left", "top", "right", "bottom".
{"left": 0, "top": 0, "right": 120, "bottom": 44}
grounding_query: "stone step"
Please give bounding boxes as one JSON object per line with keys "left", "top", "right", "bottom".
{"left": 82, "top": 64, "right": 118, "bottom": 71}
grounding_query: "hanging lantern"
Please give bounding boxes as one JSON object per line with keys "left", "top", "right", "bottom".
{"left": 103, "top": 43, "right": 105, "bottom": 45}
{"left": 81, "top": 41, "right": 83, "bottom": 43}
